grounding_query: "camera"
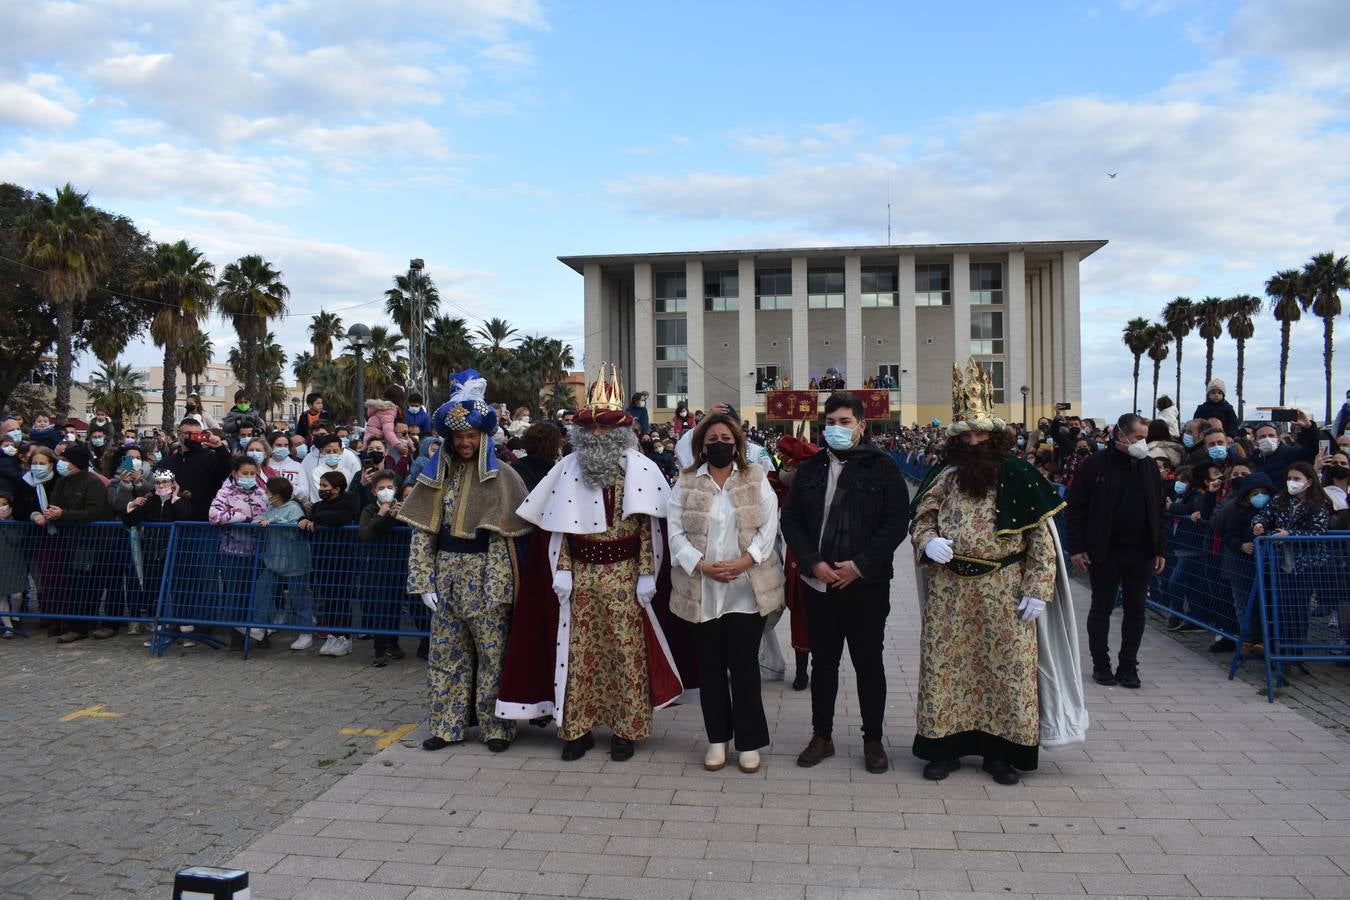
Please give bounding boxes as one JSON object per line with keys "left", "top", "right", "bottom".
{"left": 1054, "top": 402, "right": 1072, "bottom": 411}
{"left": 1270, "top": 408, "right": 1298, "bottom": 423}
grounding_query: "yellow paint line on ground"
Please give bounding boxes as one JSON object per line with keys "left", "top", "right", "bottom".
{"left": 340, "top": 723, "right": 419, "bottom": 751}
{"left": 58, "top": 704, "right": 124, "bottom": 722}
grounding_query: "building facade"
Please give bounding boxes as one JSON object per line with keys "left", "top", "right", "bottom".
{"left": 561, "top": 240, "right": 1105, "bottom": 428}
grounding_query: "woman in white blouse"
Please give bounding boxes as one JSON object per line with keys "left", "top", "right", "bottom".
{"left": 668, "top": 413, "right": 784, "bottom": 773}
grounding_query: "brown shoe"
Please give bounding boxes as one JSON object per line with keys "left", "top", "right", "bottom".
{"left": 863, "top": 740, "right": 889, "bottom": 774}
{"left": 90, "top": 627, "right": 115, "bottom": 640}
{"left": 796, "top": 735, "right": 834, "bottom": 768}
{"left": 56, "top": 631, "right": 84, "bottom": 643}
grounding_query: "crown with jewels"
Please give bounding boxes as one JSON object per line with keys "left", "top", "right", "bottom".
{"left": 575, "top": 362, "right": 634, "bottom": 427}
{"left": 947, "top": 357, "right": 1006, "bottom": 436}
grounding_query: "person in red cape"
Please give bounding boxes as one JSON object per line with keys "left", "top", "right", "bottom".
{"left": 496, "top": 364, "right": 695, "bottom": 762}
{"left": 767, "top": 435, "right": 816, "bottom": 690}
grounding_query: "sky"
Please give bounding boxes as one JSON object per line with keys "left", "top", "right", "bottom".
{"left": 2, "top": 0, "right": 1348, "bottom": 422}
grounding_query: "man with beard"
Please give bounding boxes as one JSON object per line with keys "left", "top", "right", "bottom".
{"left": 497, "top": 364, "right": 689, "bottom": 761}
{"left": 910, "top": 359, "right": 1085, "bottom": 785}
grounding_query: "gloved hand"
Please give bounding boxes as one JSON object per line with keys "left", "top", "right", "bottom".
{"left": 552, "top": 570, "right": 573, "bottom": 604}
{"left": 1017, "top": 596, "right": 1046, "bottom": 622}
{"left": 924, "top": 536, "right": 954, "bottom": 564}
{"left": 636, "top": 574, "right": 657, "bottom": 606}
{"left": 421, "top": 591, "right": 439, "bottom": 612}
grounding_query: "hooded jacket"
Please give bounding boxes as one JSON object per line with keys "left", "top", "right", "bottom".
{"left": 1191, "top": 397, "right": 1239, "bottom": 437}
{"left": 363, "top": 399, "right": 413, "bottom": 461}
{"left": 405, "top": 436, "right": 441, "bottom": 484}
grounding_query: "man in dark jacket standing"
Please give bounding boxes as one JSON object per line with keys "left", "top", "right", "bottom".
{"left": 781, "top": 393, "right": 910, "bottom": 774}
{"left": 164, "top": 419, "right": 232, "bottom": 520}
{"left": 41, "top": 443, "right": 110, "bottom": 642}
{"left": 1065, "top": 413, "right": 1166, "bottom": 689}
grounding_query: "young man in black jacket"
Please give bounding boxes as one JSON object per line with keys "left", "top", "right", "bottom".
{"left": 1065, "top": 413, "right": 1166, "bottom": 689}
{"left": 780, "top": 393, "right": 910, "bottom": 774}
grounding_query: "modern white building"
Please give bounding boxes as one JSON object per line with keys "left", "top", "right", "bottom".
{"left": 561, "top": 240, "right": 1106, "bottom": 427}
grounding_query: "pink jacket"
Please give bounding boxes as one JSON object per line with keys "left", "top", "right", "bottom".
{"left": 364, "top": 399, "right": 413, "bottom": 460}
{"left": 209, "top": 478, "right": 269, "bottom": 555}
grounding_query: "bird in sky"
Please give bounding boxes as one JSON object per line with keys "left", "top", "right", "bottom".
{"left": 1107, "top": 172, "right": 1117, "bottom": 178}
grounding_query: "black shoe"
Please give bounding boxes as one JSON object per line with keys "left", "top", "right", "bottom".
{"left": 982, "top": 758, "right": 1020, "bottom": 785}
{"left": 1209, "top": 637, "right": 1236, "bottom": 653}
{"left": 922, "top": 758, "right": 961, "bottom": 781}
{"left": 371, "top": 654, "right": 387, "bottom": 668}
{"left": 422, "top": 735, "right": 461, "bottom": 751}
{"left": 486, "top": 738, "right": 511, "bottom": 753}
{"left": 256, "top": 635, "right": 272, "bottom": 649}
{"left": 387, "top": 645, "right": 405, "bottom": 660}
{"left": 530, "top": 716, "right": 554, "bottom": 728}
{"left": 1091, "top": 667, "right": 1117, "bottom": 686}
{"left": 1115, "top": 668, "right": 1141, "bottom": 689}
{"left": 610, "top": 736, "right": 636, "bottom": 762}
{"left": 416, "top": 637, "right": 429, "bottom": 659}
{"left": 792, "top": 668, "right": 809, "bottom": 691}
{"left": 561, "top": 732, "right": 594, "bottom": 761}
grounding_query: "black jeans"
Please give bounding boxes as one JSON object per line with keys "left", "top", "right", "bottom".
{"left": 805, "top": 580, "right": 890, "bottom": 743}
{"left": 692, "top": 612, "right": 769, "bottom": 750}
{"left": 1086, "top": 546, "right": 1154, "bottom": 673}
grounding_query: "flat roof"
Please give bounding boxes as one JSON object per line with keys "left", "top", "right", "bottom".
{"left": 558, "top": 240, "right": 1107, "bottom": 273}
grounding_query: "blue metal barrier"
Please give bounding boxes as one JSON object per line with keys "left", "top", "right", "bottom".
{"left": 1252, "top": 533, "right": 1350, "bottom": 701}
{"left": 890, "top": 452, "right": 930, "bottom": 484}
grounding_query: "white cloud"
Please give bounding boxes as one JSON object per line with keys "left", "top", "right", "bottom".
{"left": 0, "top": 76, "right": 79, "bottom": 128}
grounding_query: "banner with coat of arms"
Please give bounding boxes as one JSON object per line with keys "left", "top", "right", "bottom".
{"left": 848, "top": 389, "right": 892, "bottom": 420}
{"left": 765, "top": 390, "right": 819, "bottom": 421}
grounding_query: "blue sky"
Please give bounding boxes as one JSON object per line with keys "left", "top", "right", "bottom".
{"left": 2, "top": 0, "right": 1348, "bottom": 421}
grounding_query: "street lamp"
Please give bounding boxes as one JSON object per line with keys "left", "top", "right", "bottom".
{"left": 1020, "top": 384, "right": 1030, "bottom": 430}
{"left": 289, "top": 396, "right": 299, "bottom": 423}
{"left": 347, "top": 323, "right": 372, "bottom": 426}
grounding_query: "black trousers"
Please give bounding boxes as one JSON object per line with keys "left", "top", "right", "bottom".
{"left": 693, "top": 612, "right": 769, "bottom": 751}
{"left": 1086, "top": 546, "right": 1154, "bottom": 673}
{"left": 805, "top": 581, "right": 890, "bottom": 743}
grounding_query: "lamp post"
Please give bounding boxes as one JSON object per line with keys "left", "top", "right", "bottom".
{"left": 1020, "top": 384, "right": 1030, "bottom": 430}
{"left": 289, "top": 396, "right": 299, "bottom": 424}
{"left": 347, "top": 323, "right": 372, "bottom": 426}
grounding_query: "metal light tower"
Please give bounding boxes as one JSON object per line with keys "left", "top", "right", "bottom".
{"left": 408, "top": 258, "right": 427, "bottom": 402}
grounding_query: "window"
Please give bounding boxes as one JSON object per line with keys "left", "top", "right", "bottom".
{"left": 915, "top": 263, "right": 951, "bottom": 306}
{"left": 970, "top": 261, "right": 1003, "bottom": 305}
{"left": 654, "top": 270, "right": 686, "bottom": 313}
{"left": 704, "top": 269, "right": 739, "bottom": 311}
{"left": 755, "top": 364, "right": 781, "bottom": 392}
{"left": 970, "top": 311, "right": 1004, "bottom": 355}
{"left": 755, "top": 267, "right": 792, "bottom": 310}
{"left": 876, "top": 365, "right": 899, "bottom": 388}
{"left": 861, "top": 265, "right": 898, "bottom": 307}
{"left": 977, "top": 360, "right": 1006, "bottom": 404}
{"left": 807, "top": 265, "right": 844, "bottom": 309}
{"left": 656, "top": 366, "right": 688, "bottom": 410}
{"left": 655, "top": 318, "right": 687, "bottom": 361}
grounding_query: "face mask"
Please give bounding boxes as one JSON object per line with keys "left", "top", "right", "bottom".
{"left": 1174, "top": 481, "right": 1188, "bottom": 495}
{"left": 236, "top": 477, "right": 257, "bottom": 491}
{"left": 1328, "top": 465, "right": 1349, "bottom": 480}
{"left": 376, "top": 487, "right": 396, "bottom": 504}
{"left": 1, "top": 446, "right": 14, "bottom": 457}
{"left": 56, "top": 460, "right": 72, "bottom": 476}
{"left": 824, "top": 424, "right": 856, "bottom": 452}
{"left": 29, "top": 464, "right": 52, "bottom": 483}
{"left": 1249, "top": 493, "right": 1270, "bottom": 509}
{"left": 64, "top": 434, "right": 76, "bottom": 443}
{"left": 1182, "top": 434, "right": 1196, "bottom": 448}
{"left": 246, "top": 450, "right": 266, "bottom": 465}
{"left": 1257, "top": 437, "right": 1279, "bottom": 455}
{"left": 705, "top": 442, "right": 736, "bottom": 468}
{"left": 1286, "top": 479, "right": 1308, "bottom": 496}
{"left": 408, "top": 406, "right": 421, "bottom": 414}
{"left": 152, "top": 451, "right": 163, "bottom": 462}
{"left": 637, "top": 400, "right": 646, "bottom": 408}
{"left": 1207, "top": 446, "right": 1228, "bottom": 461}
{"left": 1015, "top": 438, "right": 1025, "bottom": 447}
{"left": 155, "top": 485, "right": 173, "bottom": 498}
{"left": 340, "top": 437, "right": 352, "bottom": 448}
{"left": 322, "top": 453, "right": 342, "bottom": 467}
{"left": 271, "top": 446, "right": 289, "bottom": 460}
{"left": 237, "top": 402, "right": 251, "bottom": 412}
{"left": 6, "top": 430, "right": 21, "bottom": 442}
{"left": 91, "top": 437, "right": 106, "bottom": 448}
{"left": 1126, "top": 439, "right": 1149, "bottom": 460}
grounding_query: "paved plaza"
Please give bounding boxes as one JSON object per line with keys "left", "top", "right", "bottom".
{"left": 5, "top": 548, "right": 1350, "bottom": 898}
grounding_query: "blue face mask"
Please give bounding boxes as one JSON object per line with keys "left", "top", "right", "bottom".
{"left": 1174, "top": 481, "right": 1188, "bottom": 495}
{"left": 91, "top": 437, "right": 105, "bottom": 448}
{"left": 236, "top": 477, "right": 257, "bottom": 491}
{"left": 339, "top": 437, "right": 350, "bottom": 448}
{"left": 1249, "top": 493, "right": 1270, "bottom": 509}
{"left": 29, "top": 463, "right": 52, "bottom": 483}
{"left": 271, "top": 446, "right": 289, "bottom": 460}
{"left": 5, "top": 430, "right": 21, "bottom": 442}
{"left": 1207, "top": 446, "right": 1228, "bottom": 461}
{"left": 824, "top": 424, "right": 856, "bottom": 452}
{"left": 322, "top": 453, "right": 342, "bottom": 467}
{"left": 246, "top": 451, "right": 266, "bottom": 465}
{"left": 56, "top": 460, "right": 72, "bottom": 477}
{"left": 294, "top": 444, "right": 309, "bottom": 460}
{"left": 1182, "top": 433, "right": 1196, "bottom": 448}
{"left": 1096, "top": 442, "right": 1106, "bottom": 452}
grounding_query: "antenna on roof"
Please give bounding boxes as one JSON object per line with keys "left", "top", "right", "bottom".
{"left": 886, "top": 176, "right": 892, "bottom": 245}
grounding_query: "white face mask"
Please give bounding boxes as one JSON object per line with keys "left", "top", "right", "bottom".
{"left": 1125, "top": 438, "right": 1149, "bottom": 460}
{"left": 1286, "top": 479, "right": 1308, "bottom": 496}
{"left": 1257, "top": 436, "right": 1279, "bottom": 454}
{"left": 376, "top": 487, "right": 396, "bottom": 504}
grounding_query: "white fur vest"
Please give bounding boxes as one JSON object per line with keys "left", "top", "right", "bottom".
{"left": 670, "top": 463, "right": 785, "bottom": 623}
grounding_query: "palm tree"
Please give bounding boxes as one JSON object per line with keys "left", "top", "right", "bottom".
{"left": 1303, "top": 251, "right": 1350, "bottom": 423}
{"left": 132, "top": 239, "right": 217, "bottom": 432}
{"left": 309, "top": 361, "right": 354, "bottom": 424}
{"left": 178, "top": 330, "right": 214, "bottom": 396}
{"left": 86, "top": 361, "right": 148, "bottom": 433}
{"left": 217, "top": 254, "right": 290, "bottom": 402}
{"left": 308, "top": 310, "right": 344, "bottom": 363}
{"left": 17, "top": 183, "right": 109, "bottom": 424}
{"left": 476, "top": 317, "right": 518, "bottom": 354}
{"left": 1122, "top": 317, "right": 1151, "bottom": 414}
{"left": 343, "top": 326, "right": 407, "bottom": 399}
{"left": 516, "top": 335, "right": 576, "bottom": 417}
{"left": 292, "top": 351, "right": 316, "bottom": 402}
{"left": 1145, "top": 323, "right": 1171, "bottom": 413}
{"left": 545, "top": 382, "right": 577, "bottom": 417}
{"left": 1264, "top": 269, "right": 1309, "bottom": 406}
{"left": 384, "top": 269, "right": 441, "bottom": 339}
{"left": 1160, "top": 297, "right": 1195, "bottom": 413}
{"left": 1224, "top": 294, "right": 1262, "bottom": 420}
{"left": 425, "top": 315, "right": 475, "bottom": 399}
{"left": 1194, "top": 296, "right": 1228, "bottom": 390}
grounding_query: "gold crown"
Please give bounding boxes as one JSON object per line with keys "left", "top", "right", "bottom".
{"left": 948, "top": 357, "right": 1005, "bottom": 435}
{"left": 584, "top": 362, "right": 626, "bottom": 412}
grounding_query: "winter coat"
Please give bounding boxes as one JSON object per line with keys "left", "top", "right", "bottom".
{"left": 626, "top": 403, "right": 650, "bottom": 435}
{"left": 1147, "top": 439, "right": 1185, "bottom": 468}
{"left": 1219, "top": 473, "right": 1273, "bottom": 584}
{"left": 208, "top": 479, "right": 268, "bottom": 555}
{"left": 221, "top": 405, "right": 265, "bottom": 438}
{"left": 260, "top": 499, "right": 309, "bottom": 577}
{"left": 363, "top": 399, "right": 413, "bottom": 461}
{"left": 405, "top": 436, "right": 440, "bottom": 485}
{"left": 164, "top": 444, "right": 232, "bottom": 520}
{"left": 304, "top": 492, "right": 360, "bottom": 530}
{"left": 1247, "top": 426, "right": 1320, "bottom": 480}
{"left": 1157, "top": 405, "right": 1180, "bottom": 438}
{"left": 670, "top": 412, "right": 696, "bottom": 437}
{"left": 404, "top": 405, "right": 432, "bottom": 438}
{"left": 27, "top": 427, "right": 61, "bottom": 450}
{"left": 1064, "top": 445, "right": 1166, "bottom": 561}
{"left": 0, "top": 517, "right": 30, "bottom": 595}
{"left": 1253, "top": 490, "right": 1332, "bottom": 572}
{"left": 511, "top": 454, "right": 554, "bottom": 493}
{"left": 1192, "top": 398, "right": 1239, "bottom": 437}
{"left": 0, "top": 452, "right": 24, "bottom": 498}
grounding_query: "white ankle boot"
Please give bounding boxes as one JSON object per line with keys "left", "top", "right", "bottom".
{"left": 738, "top": 750, "right": 761, "bottom": 773}
{"left": 704, "top": 742, "right": 727, "bottom": 771}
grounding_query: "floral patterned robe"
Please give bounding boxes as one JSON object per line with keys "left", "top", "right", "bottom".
{"left": 910, "top": 468, "right": 1057, "bottom": 769}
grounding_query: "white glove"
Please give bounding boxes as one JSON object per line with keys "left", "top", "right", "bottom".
{"left": 636, "top": 574, "right": 657, "bottom": 607}
{"left": 924, "top": 537, "right": 954, "bottom": 564}
{"left": 421, "top": 591, "right": 439, "bottom": 612}
{"left": 552, "top": 570, "right": 573, "bottom": 604}
{"left": 1018, "top": 596, "right": 1046, "bottom": 622}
